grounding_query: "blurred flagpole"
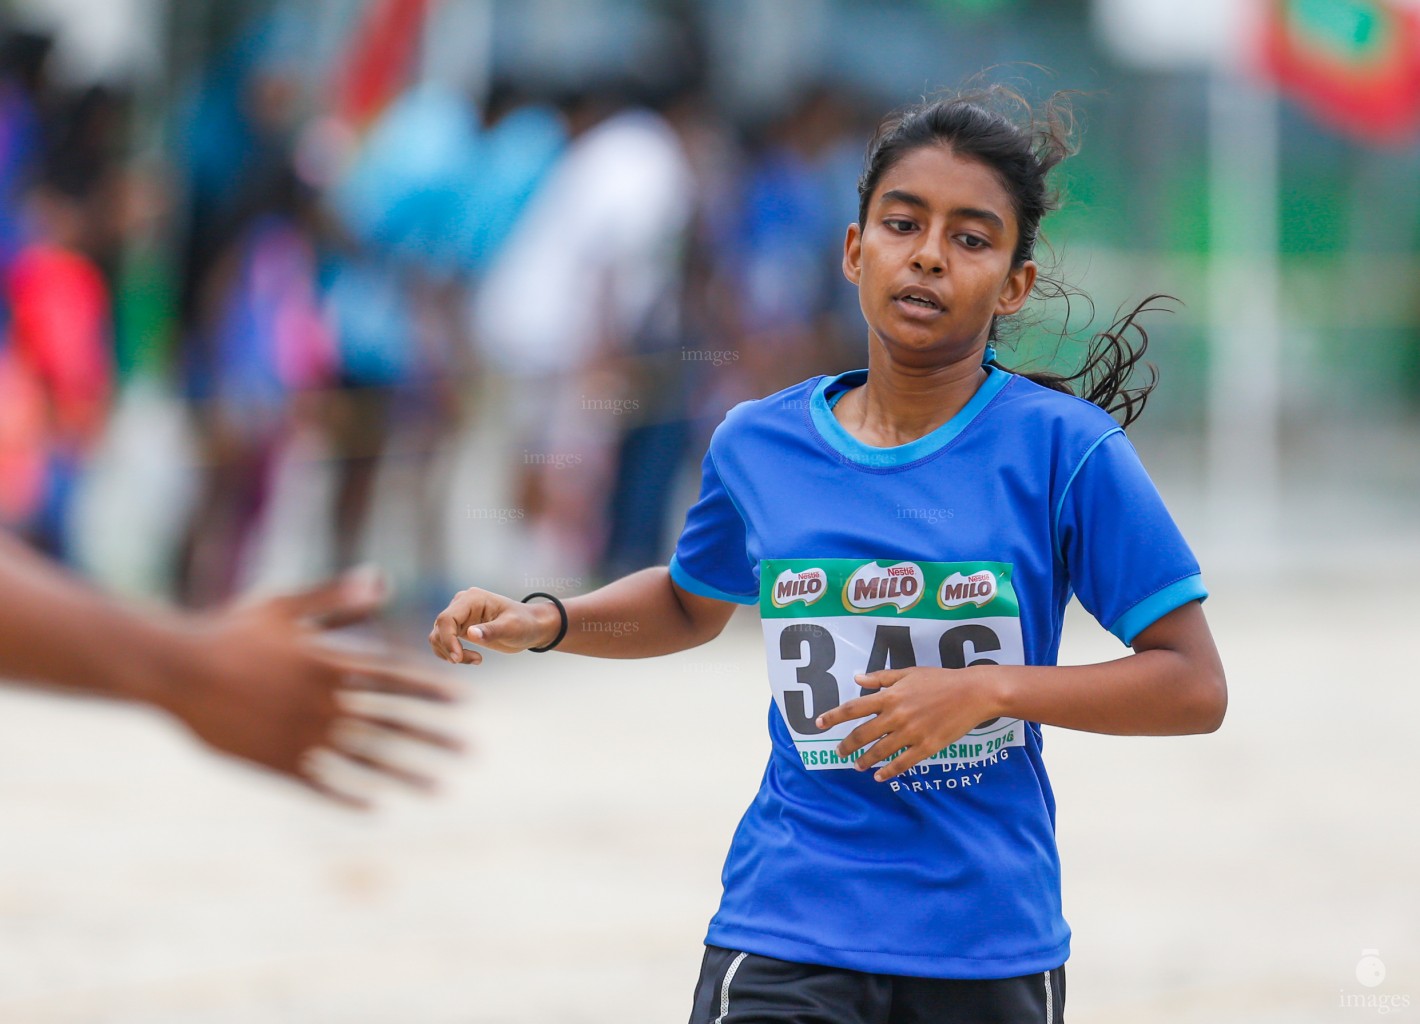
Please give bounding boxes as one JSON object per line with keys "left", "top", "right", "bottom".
{"left": 1093, "top": 0, "right": 1282, "bottom": 562}
{"left": 1205, "top": 69, "right": 1282, "bottom": 560}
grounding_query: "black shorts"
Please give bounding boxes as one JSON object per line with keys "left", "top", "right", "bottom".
{"left": 689, "top": 945, "right": 1065, "bottom": 1024}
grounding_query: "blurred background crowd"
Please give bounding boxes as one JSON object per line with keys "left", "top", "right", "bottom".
{"left": 4, "top": 3, "right": 1419, "bottom": 1021}
{"left": 2, "top": 0, "right": 1419, "bottom": 620}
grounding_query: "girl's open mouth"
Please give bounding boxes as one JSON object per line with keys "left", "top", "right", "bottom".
{"left": 896, "top": 292, "right": 943, "bottom": 314}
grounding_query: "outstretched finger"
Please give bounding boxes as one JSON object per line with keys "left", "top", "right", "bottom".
{"left": 816, "top": 693, "right": 883, "bottom": 731}
{"left": 263, "top": 567, "right": 389, "bottom": 629}
{"left": 296, "top": 751, "right": 375, "bottom": 811}
{"left": 333, "top": 748, "right": 438, "bottom": 792}
{"left": 872, "top": 745, "right": 933, "bottom": 783}
{"left": 336, "top": 661, "right": 459, "bottom": 703}
{"left": 854, "top": 670, "right": 907, "bottom": 691}
{"left": 853, "top": 735, "right": 909, "bottom": 772}
{"left": 835, "top": 717, "right": 891, "bottom": 760}
{"left": 346, "top": 713, "right": 465, "bottom": 753}
{"left": 300, "top": 775, "right": 374, "bottom": 810}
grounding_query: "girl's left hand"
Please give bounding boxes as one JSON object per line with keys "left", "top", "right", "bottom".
{"left": 815, "top": 667, "right": 1006, "bottom": 783}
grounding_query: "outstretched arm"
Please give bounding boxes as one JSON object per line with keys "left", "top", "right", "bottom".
{"left": 429, "top": 566, "right": 738, "bottom": 663}
{"left": 817, "top": 600, "right": 1226, "bottom": 782}
{"left": 0, "top": 532, "right": 461, "bottom": 807}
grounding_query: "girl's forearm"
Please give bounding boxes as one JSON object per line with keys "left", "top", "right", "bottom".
{"left": 550, "top": 566, "right": 730, "bottom": 658}
{"left": 828, "top": 623, "right": 1225, "bottom": 783}
{"left": 993, "top": 602, "right": 1226, "bottom": 736}
{"left": 992, "top": 649, "right": 1226, "bottom": 736}
{"left": 825, "top": 602, "right": 1226, "bottom": 779}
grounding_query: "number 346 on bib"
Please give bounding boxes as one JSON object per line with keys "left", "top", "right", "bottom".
{"left": 760, "top": 558, "right": 1027, "bottom": 772}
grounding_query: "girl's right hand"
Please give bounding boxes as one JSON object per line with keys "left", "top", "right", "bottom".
{"left": 428, "top": 588, "right": 561, "bottom": 663}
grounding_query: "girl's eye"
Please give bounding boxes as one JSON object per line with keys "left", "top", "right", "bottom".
{"left": 884, "top": 218, "right": 915, "bottom": 232}
{"left": 957, "top": 234, "right": 988, "bottom": 249}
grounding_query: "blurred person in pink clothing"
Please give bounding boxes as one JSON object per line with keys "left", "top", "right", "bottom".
{"left": 0, "top": 177, "right": 114, "bottom": 557}
{"left": 0, "top": 28, "right": 114, "bottom": 557}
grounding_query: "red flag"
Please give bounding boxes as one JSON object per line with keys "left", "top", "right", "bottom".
{"left": 333, "top": 0, "right": 433, "bottom": 132}
{"left": 1261, "top": 0, "right": 1420, "bottom": 142}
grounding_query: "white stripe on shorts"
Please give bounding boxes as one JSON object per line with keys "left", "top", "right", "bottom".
{"left": 713, "top": 951, "right": 749, "bottom": 1024}
{"left": 1043, "top": 969, "right": 1054, "bottom": 1023}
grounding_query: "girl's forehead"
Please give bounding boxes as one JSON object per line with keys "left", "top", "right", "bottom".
{"left": 872, "top": 145, "right": 1015, "bottom": 219}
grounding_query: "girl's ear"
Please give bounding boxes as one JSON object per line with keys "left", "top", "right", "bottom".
{"left": 842, "top": 222, "right": 863, "bottom": 286}
{"left": 995, "top": 259, "right": 1037, "bottom": 317}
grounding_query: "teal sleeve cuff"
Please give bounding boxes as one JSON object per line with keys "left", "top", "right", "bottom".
{"left": 669, "top": 555, "right": 758, "bottom": 606}
{"left": 1109, "top": 574, "right": 1208, "bottom": 646}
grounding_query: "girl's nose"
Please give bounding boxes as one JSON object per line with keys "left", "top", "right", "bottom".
{"left": 911, "top": 239, "right": 945, "bottom": 275}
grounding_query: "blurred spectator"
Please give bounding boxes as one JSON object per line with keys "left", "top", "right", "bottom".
{"left": 173, "top": 10, "right": 307, "bottom": 355}
{"left": 330, "top": 79, "right": 564, "bottom": 280}
{"left": 599, "top": 81, "right": 728, "bottom": 580}
{"left": 12, "top": 0, "right": 1410, "bottom": 636}
{"left": 180, "top": 167, "right": 334, "bottom": 605}
{"left": 173, "top": 12, "right": 315, "bottom": 605}
{"left": 0, "top": 29, "right": 52, "bottom": 539}
{"left": 320, "top": 78, "right": 565, "bottom": 596}
{"left": 471, "top": 82, "right": 696, "bottom": 583}
{"left": 0, "top": 28, "right": 51, "bottom": 269}
{"left": 2, "top": 179, "right": 115, "bottom": 556}
{"left": 730, "top": 83, "right": 869, "bottom": 395}
{"left": 0, "top": 70, "right": 125, "bottom": 559}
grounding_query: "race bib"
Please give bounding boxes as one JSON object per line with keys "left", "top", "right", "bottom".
{"left": 760, "top": 558, "right": 1026, "bottom": 771}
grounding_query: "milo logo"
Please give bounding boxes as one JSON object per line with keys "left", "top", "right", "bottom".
{"left": 844, "top": 561, "right": 924, "bottom": 613}
{"left": 771, "top": 567, "right": 828, "bottom": 608}
{"left": 760, "top": 557, "right": 1016, "bottom": 623}
{"left": 938, "top": 569, "right": 998, "bottom": 610}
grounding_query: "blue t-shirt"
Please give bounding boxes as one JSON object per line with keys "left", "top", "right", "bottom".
{"left": 669, "top": 366, "right": 1206, "bottom": 979}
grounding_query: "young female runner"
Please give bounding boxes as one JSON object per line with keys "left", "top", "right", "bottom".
{"left": 430, "top": 88, "right": 1227, "bottom": 1023}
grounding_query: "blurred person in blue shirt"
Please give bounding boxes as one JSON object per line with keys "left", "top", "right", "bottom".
{"left": 319, "top": 78, "right": 566, "bottom": 592}
{"left": 732, "top": 84, "right": 873, "bottom": 394}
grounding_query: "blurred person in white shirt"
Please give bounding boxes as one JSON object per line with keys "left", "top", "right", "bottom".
{"left": 469, "top": 79, "right": 696, "bottom": 587}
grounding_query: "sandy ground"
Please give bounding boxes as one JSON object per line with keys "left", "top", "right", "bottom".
{"left": 1, "top": 555, "right": 1418, "bottom": 1023}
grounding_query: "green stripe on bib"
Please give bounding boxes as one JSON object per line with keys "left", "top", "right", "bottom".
{"left": 760, "top": 558, "right": 1018, "bottom": 620}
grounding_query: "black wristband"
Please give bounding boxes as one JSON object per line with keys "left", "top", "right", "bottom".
{"left": 522, "top": 592, "right": 567, "bottom": 653}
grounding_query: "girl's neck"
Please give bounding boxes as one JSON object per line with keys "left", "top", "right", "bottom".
{"left": 834, "top": 345, "right": 989, "bottom": 449}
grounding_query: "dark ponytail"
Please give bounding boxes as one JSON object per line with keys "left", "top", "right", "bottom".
{"left": 859, "top": 86, "right": 1165, "bottom": 429}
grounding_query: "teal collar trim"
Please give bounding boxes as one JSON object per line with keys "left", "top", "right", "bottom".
{"left": 809, "top": 366, "right": 1010, "bottom": 468}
